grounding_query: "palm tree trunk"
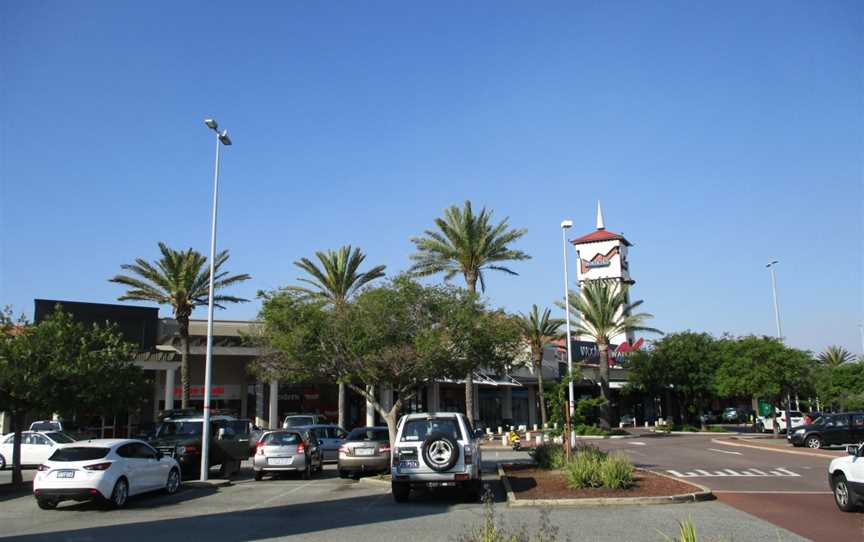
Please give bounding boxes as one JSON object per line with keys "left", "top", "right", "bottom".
{"left": 338, "top": 382, "right": 346, "bottom": 428}
{"left": 178, "top": 316, "right": 190, "bottom": 409}
{"left": 597, "top": 343, "right": 611, "bottom": 430}
{"left": 464, "top": 274, "right": 478, "bottom": 424}
{"left": 536, "top": 355, "right": 547, "bottom": 428}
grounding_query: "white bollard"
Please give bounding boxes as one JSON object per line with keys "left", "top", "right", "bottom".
{"left": 502, "top": 435, "right": 508, "bottom": 446}
{"left": 533, "top": 424, "right": 538, "bottom": 431}
{"left": 487, "top": 427, "right": 493, "bottom": 434}
{"left": 644, "top": 421, "right": 649, "bottom": 428}
{"left": 535, "top": 434, "right": 542, "bottom": 445}
{"left": 497, "top": 426, "right": 503, "bottom": 435}
{"left": 619, "top": 422, "right": 624, "bottom": 429}
{"left": 526, "top": 431, "right": 532, "bottom": 441}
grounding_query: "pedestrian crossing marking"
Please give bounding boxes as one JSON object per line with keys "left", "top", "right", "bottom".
{"left": 667, "top": 467, "right": 800, "bottom": 478}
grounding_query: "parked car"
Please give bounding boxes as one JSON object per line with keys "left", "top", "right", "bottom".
{"left": 722, "top": 407, "right": 741, "bottom": 423}
{"left": 790, "top": 412, "right": 864, "bottom": 449}
{"left": 32, "top": 439, "right": 181, "bottom": 510}
{"left": 282, "top": 414, "right": 328, "bottom": 429}
{"left": 0, "top": 431, "right": 78, "bottom": 469}
{"left": 391, "top": 412, "right": 482, "bottom": 503}
{"left": 828, "top": 443, "right": 864, "bottom": 512}
{"left": 756, "top": 410, "right": 804, "bottom": 433}
{"left": 338, "top": 426, "right": 390, "bottom": 478}
{"left": 252, "top": 429, "right": 323, "bottom": 481}
{"left": 699, "top": 411, "right": 723, "bottom": 424}
{"left": 619, "top": 414, "right": 636, "bottom": 427}
{"left": 802, "top": 412, "right": 822, "bottom": 426}
{"left": 148, "top": 412, "right": 250, "bottom": 478}
{"left": 249, "top": 424, "right": 267, "bottom": 456}
{"left": 298, "top": 424, "right": 347, "bottom": 462}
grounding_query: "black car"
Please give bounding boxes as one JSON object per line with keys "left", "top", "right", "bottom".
{"left": 789, "top": 412, "right": 864, "bottom": 449}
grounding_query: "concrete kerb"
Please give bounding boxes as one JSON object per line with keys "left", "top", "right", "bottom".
{"left": 497, "top": 464, "right": 713, "bottom": 508}
{"left": 574, "top": 434, "right": 640, "bottom": 440}
{"left": 184, "top": 479, "right": 233, "bottom": 489}
{"left": 357, "top": 475, "right": 391, "bottom": 488}
{"left": 711, "top": 438, "right": 840, "bottom": 459}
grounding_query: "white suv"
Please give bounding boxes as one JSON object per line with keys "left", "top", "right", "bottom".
{"left": 390, "top": 412, "right": 482, "bottom": 503}
{"left": 828, "top": 443, "right": 864, "bottom": 512}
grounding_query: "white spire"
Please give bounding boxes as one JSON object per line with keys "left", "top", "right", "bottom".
{"left": 596, "top": 200, "right": 605, "bottom": 230}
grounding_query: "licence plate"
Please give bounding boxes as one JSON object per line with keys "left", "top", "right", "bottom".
{"left": 426, "top": 481, "right": 455, "bottom": 488}
{"left": 57, "top": 471, "right": 75, "bottom": 479}
{"left": 355, "top": 448, "right": 375, "bottom": 456}
{"left": 399, "top": 460, "right": 419, "bottom": 469}
{"left": 268, "top": 457, "right": 294, "bottom": 466}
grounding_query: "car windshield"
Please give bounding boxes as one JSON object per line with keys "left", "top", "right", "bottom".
{"left": 347, "top": 428, "right": 388, "bottom": 442}
{"left": 30, "top": 422, "right": 60, "bottom": 431}
{"left": 49, "top": 447, "right": 110, "bottom": 462}
{"left": 284, "top": 417, "right": 314, "bottom": 427}
{"left": 400, "top": 418, "right": 462, "bottom": 442}
{"left": 157, "top": 421, "right": 204, "bottom": 437}
{"left": 265, "top": 432, "right": 301, "bottom": 445}
{"left": 45, "top": 432, "right": 76, "bottom": 444}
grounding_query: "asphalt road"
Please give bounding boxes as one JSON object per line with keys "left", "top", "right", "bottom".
{"left": 592, "top": 433, "right": 864, "bottom": 541}
{"left": 0, "top": 456, "right": 804, "bottom": 542}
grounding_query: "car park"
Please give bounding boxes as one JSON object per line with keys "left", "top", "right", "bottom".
{"left": 32, "top": 439, "right": 181, "bottom": 510}
{"left": 390, "top": 412, "right": 482, "bottom": 503}
{"left": 299, "top": 424, "right": 347, "bottom": 461}
{"left": 790, "top": 412, "right": 864, "bottom": 449}
{"left": 828, "top": 443, "right": 864, "bottom": 512}
{"left": 0, "top": 431, "right": 78, "bottom": 469}
{"left": 252, "top": 429, "right": 323, "bottom": 480}
{"left": 338, "top": 426, "right": 390, "bottom": 478}
{"left": 148, "top": 411, "right": 250, "bottom": 478}
{"left": 282, "top": 414, "right": 328, "bottom": 429}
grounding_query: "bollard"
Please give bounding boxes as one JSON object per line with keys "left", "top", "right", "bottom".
{"left": 497, "top": 426, "right": 503, "bottom": 435}
{"left": 533, "top": 424, "right": 538, "bottom": 431}
{"left": 526, "top": 431, "right": 532, "bottom": 441}
{"left": 502, "top": 435, "right": 508, "bottom": 446}
{"left": 535, "top": 434, "right": 542, "bottom": 445}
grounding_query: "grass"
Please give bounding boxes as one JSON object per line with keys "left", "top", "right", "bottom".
{"left": 530, "top": 443, "right": 565, "bottom": 470}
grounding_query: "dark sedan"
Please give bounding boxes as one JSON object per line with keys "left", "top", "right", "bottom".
{"left": 790, "top": 412, "right": 864, "bottom": 449}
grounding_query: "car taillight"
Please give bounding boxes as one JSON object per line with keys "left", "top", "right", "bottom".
{"left": 464, "top": 445, "right": 473, "bottom": 465}
{"left": 83, "top": 462, "right": 112, "bottom": 471}
{"left": 296, "top": 442, "right": 305, "bottom": 454}
{"left": 379, "top": 444, "right": 391, "bottom": 455}
{"left": 256, "top": 442, "right": 266, "bottom": 456}
{"left": 37, "top": 464, "right": 49, "bottom": 472}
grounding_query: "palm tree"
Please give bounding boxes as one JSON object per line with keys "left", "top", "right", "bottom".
{"left": 516, "top": 305, "right": 563, "bottom": 427}
{"left": 110, "top": 242, "right": 251, "bottom": 408}
{"left": 817, "top": 346, "right": 855, "bottom": 368}
{"left": 560, "top": 279, "right": 661, "bottom": 429}
{"left": 409, "top": 200, "right": 530, "bottom": 421}
{"left": 285, "top": 246, "right": 386, "bottom": 428}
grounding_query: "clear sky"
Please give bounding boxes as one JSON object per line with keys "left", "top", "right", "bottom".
{"left": 1, "top": 1, "right": 862, "bottom": 355}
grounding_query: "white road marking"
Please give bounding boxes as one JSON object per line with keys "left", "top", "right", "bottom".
{"left": 707, "top": 448, "right": 742, "bottom": 455}
{"left": 667, "top": 467, "right": 800, "bottom": 478}
{"left": 628, "top": 441, "right": 646, "bottom": 446}
{"left": 714, "top": 490, "right": 832, "bottom": 495}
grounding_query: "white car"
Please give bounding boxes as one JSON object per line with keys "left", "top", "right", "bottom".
{"left": 828, "top": 443, "right": 864, "bottom": 512}
{"left": 0, "top": 431, "right": 77, "bottom": 469}
{"left": 757, "top": 410, "right": 804, "bottom": 433}
{"left": 33, "top": 439, "right": 181, "bottom": 510}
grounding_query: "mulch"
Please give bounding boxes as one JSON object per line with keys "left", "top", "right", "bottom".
{"left": 504, "top": 464, "right": 700, "bottom": 499}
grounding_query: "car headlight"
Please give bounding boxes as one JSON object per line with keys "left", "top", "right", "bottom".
{"left": 176, "top": 445, "right": 186, "bottom": 455}
{"left": 794, "top": 428, "right": 805, "bottom": 434}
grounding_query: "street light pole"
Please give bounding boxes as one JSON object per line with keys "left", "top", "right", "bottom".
{"left": 200, "top": 119, "right": 232, "bottom": 481}
{"left": 766, "top": 260, "right": 790, "bottom": 437}
{"left": 561, "top": 220, "right": 574, "bottom": 447}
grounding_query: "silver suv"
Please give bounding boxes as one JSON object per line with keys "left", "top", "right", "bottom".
{"left": 390, "top": 412, "right": 482, "bottom": 503}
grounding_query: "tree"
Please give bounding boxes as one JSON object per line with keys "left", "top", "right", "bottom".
{"left": 626, "top": 332, "right": 721, "bottom": 427}
{"left": 559, "top": 279, "right": 661, "bottom": 429}
{"left": 813, "top": 357, "right": 864, "bottom": 411}
{"left": 409, "top": 200, "right": 530, "bottom": 422}
{"left": 0, "top": 308, "right": 146, "bottom": 485}
{"left": 282, "top": 245, "right": 385, "bottom": 428}
{"left": 817, "top": 346, "right": 855, "bottom": 368}
{"left": 515, "top": 305, "right": 563, "bottom": 427}
{"left": 110, "top": 242, "right": 250, "bottom": 408}
{"left": 715, "top": 336, "right": 812, "bottom": 436}
{"left": 253, "top": 277, "right": 521, "bottom": 444}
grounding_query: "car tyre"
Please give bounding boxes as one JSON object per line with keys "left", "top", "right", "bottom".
{"left": 756, "top": 422, "right": 765, "bottom": 433}
{"left": 165, "top": 468, "right": 181, "bottom": 495}
{"left": 0, "top": 453, "right": 5, "bottom": 470}
{"left": 254, "top": 470, "right": 264, "bottom": 481}
{"left": 36, "top": 498, "right": 58, "bottom": 510}
{"left": 832, "top": 473, "right": 859, "bottom": 512}
{"left": 107, "top": 478, "right": 129, "bottom": 510}
{"left": 338, "top": 469, "right": 349, "bottom": 479}
{"left": 421, "top": 432, "right": 460, "bottom": 472}
{"left": 392, "top": 481, "right": 410, "bottom": 503}
{"left": 805, "top": 435, "right": 822, "bottom": 449}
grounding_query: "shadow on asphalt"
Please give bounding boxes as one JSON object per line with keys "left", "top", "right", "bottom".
{"left": 47, "top": 484, "right": 220, "bottom": 512}
{"left": 0, "top": 481, "right": 32, "bottom": 502}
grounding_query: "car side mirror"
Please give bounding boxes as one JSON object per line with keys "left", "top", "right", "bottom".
{"left": 847, "top": 445, "right": 860, "bottom": 456}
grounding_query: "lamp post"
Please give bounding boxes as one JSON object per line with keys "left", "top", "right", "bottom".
{"left": 765, "top": 260, "right": 790, "bottom": 436}
{"left": 561, "top": 220, "right": 575, "bottom": 446}
{"left": 200, "top": 118, "right": 232, "bottom": 481}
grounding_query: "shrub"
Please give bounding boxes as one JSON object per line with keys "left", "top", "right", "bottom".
{"left": 531, "top": 443, "right": 565, "bottom": 469}
{"left": 565, "top": 449, "right": 604, "bottom": 488}
{"left": 660, "top": 516, "right": 699, "bottom": 542}
{"left": 599, "top": 452, "right": 634, "bottom": 489}
{"left": 456, "top": 489, "right": 564, "bottom": 542}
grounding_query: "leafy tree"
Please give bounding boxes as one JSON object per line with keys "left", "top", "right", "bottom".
{"left": 516, "top": 305, "right": 563, "bottom": 427}
{"left": 813, "top": 358, "right": 864, "bottom": 411}
{"left": 0, "top": 309, "right": 146, "bottom": 485}
{"left": 110, "top": 242, "right": 250, "bottom": 407}
{"left": 281, "top": 245, "right": 385, "bottom": 428}
{"left": 559, "top": 279, "right": 661, "bottom": 429}
{"left": 817, "top": 345, "right": 855, "bottom": 368}
{"left": 715, "top": 336, "right": 812, "bottom": 436}
{"left": 409, "top": 200, "right": 530, "bottom": 422}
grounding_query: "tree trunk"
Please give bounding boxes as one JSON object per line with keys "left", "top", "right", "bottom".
{"left": 771, "top": 402, "right": 780, "bottom": 438}
{"left": 347, "top": 383, "right": 405, "bottom": 448}
{"left": 178, "top": 316, "right": 191, "bottom": 409}
{"left": 11, "top": 411, "right": 23, "bottom": 485}
{"left": 535, "top": 353, "right": 547, "bottom": 427}
{"left": 597, "top": 343, "right": 611, "bottom": 430}
{"left": 338, "top": 382, "right": 346, "bottom": 429}
{"left": 464, "top": 274, "right": 477, "bottom": 424}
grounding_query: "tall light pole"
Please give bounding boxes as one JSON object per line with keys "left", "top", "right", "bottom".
{"left": 200, "top": 118, "right": 232, "bottom": 481}
{"left": 765, "top": 260, "right": 790, "bottom": 435}
{"left": 561, "top": 220, "right": 575, "bottom": 445}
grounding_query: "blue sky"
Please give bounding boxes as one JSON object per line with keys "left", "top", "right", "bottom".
{"left": 1, "top": 1, "right": 862, "bottom": 354}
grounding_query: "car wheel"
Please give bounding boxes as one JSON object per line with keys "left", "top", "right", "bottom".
{"left": 338, "top": 469, "right": 349, "bottom": 479}
{"left": 805, "top": 436, "right": 822, "bottom": 449}
{"left": 392, "top": 481, "right": 410, "bottom": 503}
{"left": 165, "top": 468, "right": 181, "bottom": 495}
{"left": 107, "top": 478, "right": 129, "bottom": 510}
{"left": 421, "top": 432, "right": 460, "bottom": 472}
{"left": 0, "top": 453, "right": 5, "bottom": 470}
{"left": 756, "top": 423, "right": 765, "bottom": 433}
{"left": 832, "top": 473, "right": 859, "bottom": 512}
{"left": 37, "top": 498, "right": 58, "bottom": 510}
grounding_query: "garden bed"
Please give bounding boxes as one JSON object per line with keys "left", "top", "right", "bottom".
{"left": 501, "top": 464, "right": 709, "bottom": 503}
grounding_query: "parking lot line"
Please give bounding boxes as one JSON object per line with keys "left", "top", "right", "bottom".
{"left": 249, "top": 480, "right": 317, "bottom": 508}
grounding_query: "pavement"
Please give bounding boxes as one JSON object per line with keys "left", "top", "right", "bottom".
{"left": 592, "top": 432, "right": 864, "bottom": 541}
{"left": 0, "top": 454, "right": 808, "bottom": 542}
